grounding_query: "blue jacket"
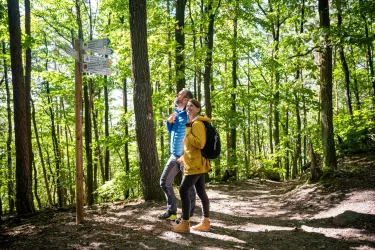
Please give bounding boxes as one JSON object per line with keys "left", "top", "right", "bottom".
{"left": 167, "top": 108, "right": 188, "bottom": 157}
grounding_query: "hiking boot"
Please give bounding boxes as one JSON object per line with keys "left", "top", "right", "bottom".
{"left": 158, "top": 210, "right": 177, "bottom": 220}
{"left": 171, "top": 219, "right": 190, "bottom": 233}
{"left": 171, "top": 216, "right": 191, "bottom": 226}
{"left": 191, "top": 218, "right": 211, "bottom": 232}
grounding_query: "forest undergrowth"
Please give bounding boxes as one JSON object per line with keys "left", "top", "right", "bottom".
{"left": 0, "top": 152, "right": 374, "bottom": 250}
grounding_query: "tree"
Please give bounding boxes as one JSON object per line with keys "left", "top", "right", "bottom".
{"left": 7, "top": 0, "right": 35, "bottom": 214}
{"left": 3, "top": 42, "right": 15, "bottom": 213}
{"left": 129, "top": 0, "right": 164, "bottom": 200}
{"left": 175, "top": 0, "right": 187, "bottom": 91}
{"left": 229, "top": 0, "right": 238, "bottom": 167}
{"left": 318, "top": 0, "right": 337, "bottom": 170}
{"left": 203, "top": 0, "right": 220, "bottom": 119}
{"left": 336, "top": 0, "right": 353, "bottom": 116}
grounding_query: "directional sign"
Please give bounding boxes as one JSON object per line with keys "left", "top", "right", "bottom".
{"left": 83, "top": 54, "right": 112, "bottom": 66}
{"left": 65, "top": 43, "right": 77, "bottom": 60}
{"left": 84, "top": 38, "right": 110, "bottom": 50}
{"left": 82, "top": 60, "right": 111, "bottom": 71}
{"left": 82, "top": 67, "right": 112, "bottom": 76}
{"left": 84, "top": 47, "right": 114, "bottom": 55}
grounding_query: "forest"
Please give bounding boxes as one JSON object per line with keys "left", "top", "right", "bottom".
{"left": 0, "top": 0, "right": 375, "bottom": 237}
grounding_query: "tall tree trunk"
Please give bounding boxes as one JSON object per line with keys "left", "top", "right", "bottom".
{"left": 203, "top": 0, "right": 220, "bottom": 118}
{"left": 45, "top": 149, "right": 55, "bottom": 204}
{"left": 32, "top": 99, "right": 53, "bottom": 206}
{"left": 292, "top": 91, "right": 301, "bottom": 179}
{"left": 293, "top": 0, "right": 304, "bottom": 179}
{"left": 271, "top": 2, "right": 280, "bottom": 168}
{"left": 318, "top": 0, "right": 337, "bottom": 170}
{"left": 303, "top": 95, "right": 307, "bottom": 166}
{"left": 85, "top": 0, "right": 94, "bottom": 206}
{"left": 3, "top": 42, "right": 15, "bottom": 213}
{"left": 129, "top": 0, "right": 164, "bottom": 200}
{"left": 337, "top": 4, "right": 353, "bottom": 115}
{"left": 46, "top": 82, "right": 63, "bottom": 207}
{"left": 85, "top": 79, "right": 93, "bottom": 206}
{"left": 92, "top": 93, "right": 105, "bottom": 184}
{"left": 285, "top": 109, "right": 289, "bottom": 181}
{"left": 175, "top": 0, "right": 187, "bottom": 91}
{"left": 24, "top": 0, "right": 33, "bottom": 197}
{"left": 188, "top": 0, "right": 200, "bottom": 100}
{"left": 7, "top": 0, "right": 35, "bottom": 214}
{"left": 230, "top": 0, "right": 238, "bottom": 168}
{"left": 123, "top": 78, "right": 130, "bottom": 199}
{"left": 88, "top": 83, "right": 98, "bottom": 203}
{"left": 104, "top": 83, "right": 110, "bottom": 181}
{"left": 61, "top": 101, "right": 74, "bottom": 204}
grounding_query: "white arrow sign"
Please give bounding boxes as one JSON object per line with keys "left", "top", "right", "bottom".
{"left": 84, "top": 38, "right": 110, "bottom": 50}
{"left": 64, "top": 43, "right": 77, "bottom": 60}
{"left": 83, "top": 54, "right": 112, "bottom": 66}
{"left": 84, "top": 47, "right": 114, "bottom": 55}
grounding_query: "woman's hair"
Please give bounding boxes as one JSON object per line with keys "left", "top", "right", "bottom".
{"left": 188, "top": 99, "right": 202, "bottom": 114}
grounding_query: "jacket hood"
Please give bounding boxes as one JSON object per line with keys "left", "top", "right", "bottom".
{"left": 196, "top": 116, "right": 211, "bottom": 123}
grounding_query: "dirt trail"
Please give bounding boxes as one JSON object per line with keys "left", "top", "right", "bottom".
{"left": 1, "top": 153, "right": 375, "bottom": 250}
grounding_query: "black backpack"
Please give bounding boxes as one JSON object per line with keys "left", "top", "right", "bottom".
{"left": 201, "top": 121, "right": 221, "bottom": 159}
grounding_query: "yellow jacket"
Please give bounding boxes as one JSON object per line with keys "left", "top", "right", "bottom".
{"left": 182, "top": 116, "right": 211, "bottom": 175}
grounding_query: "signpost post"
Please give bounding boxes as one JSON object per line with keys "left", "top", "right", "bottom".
{"left": 74, "top": 39, "right": 84, "bottom": 225}
{"left": 63, "top": 38, "right": 113, "bottom": 224}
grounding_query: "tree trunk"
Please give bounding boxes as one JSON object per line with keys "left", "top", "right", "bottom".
{"left": 104, "top": 83, "right": 110, "bottom": 181}
{"left": 123, "top": 78, "right": 130, "bottom": 199}
{"left": 175, "top": 0, "right": 187, "bottom": 91}
{"left": 309, "top": 142, "right": 319, "bottom": 182}
{"left": 61, "top": 101, "right": 74, "bottom": 205}
{"left": 91, "top": 86, "right": 104, "bottom": 185}
{"left": 7, "top": 0, "right": 35, "bottom": 214}
{"left": 292, "top": 91, "right": 301, "bottom": 179}
{"left": 271, "top": 2, "right": 281, "bottom": 169}
{"left": 85, "top": 0, "right": 94, "bottom": 206}
{"left": 24, "top": 0, "right": 33, "bottom": 195}
{"left": 337, "top": 5, "right": 353, "bottom": 115}
{"left": 203, "top": 0, "right": 220, "bottom": 118}
{"left": 285, "top": 109, "right": 289, "bottom": 181}
{"left": 89, "top": 82, "right": 98, "bottom": 202}
{"left": 353, "top": 74, "right": 361, "bottom": 110}
{"left": 303, "top": 95, "right": 307, "bottom": 166}
{"left": 129, "top": 0, "right": 164, "bottom": 200}
{"left": 33, "top": 159, "right": 42, "bottom": 209}
{"left": 292, "top": 0, "right": 304, "bottom": 179}
{"left": 230, "top": 0, "right": 238, "bottom": 168}
{"left": 84, "top": 79, "right": 93, "bottom": 206}
{"left": 3, "top": 42, "right": 15, "bottom": 213}
{"left": 188, "top": 0, "right": 200, "bottom": 100}
{"left": 318, "top": 0, "right": 337, "bottom": 170}
{"left": 46, "top": 82, "right": 63, "bottom": 207}
{"left": 32, "top": 99, "right": 53, "bottom": 206}
{"left": 269, "top": 103, "right": 273, "bottom": 154}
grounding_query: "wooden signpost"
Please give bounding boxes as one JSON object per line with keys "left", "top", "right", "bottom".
{"left": 64, "top": 38, "right": 113, "bottom": 224}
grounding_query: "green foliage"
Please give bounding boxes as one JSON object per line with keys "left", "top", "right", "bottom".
{"left": 334, "top": 109, "right": 375, "bottom": 154}
{"left": 95, "top": 167, "right": 140, "bottom": 201}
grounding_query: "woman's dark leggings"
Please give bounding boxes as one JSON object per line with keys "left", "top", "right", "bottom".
{"left": 179, "top": 173, "right": 209, "bottom": 220}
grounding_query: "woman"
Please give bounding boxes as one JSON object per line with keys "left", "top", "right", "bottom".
{"left": 172, "top": 99, "right": 211, "bottom": 233}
